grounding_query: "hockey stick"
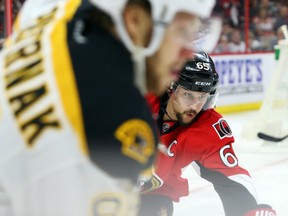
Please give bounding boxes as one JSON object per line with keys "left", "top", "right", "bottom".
{"left": 257, "top": 132, "right": 288, "bottom": 142}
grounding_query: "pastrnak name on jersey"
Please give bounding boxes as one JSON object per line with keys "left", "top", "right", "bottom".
{"left": 3, "top": 8, "right": 61, "bottom": 147}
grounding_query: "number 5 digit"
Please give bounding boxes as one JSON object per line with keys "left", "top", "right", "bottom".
{"left": 203, "top": 63, "right": 210, "bottom": 70}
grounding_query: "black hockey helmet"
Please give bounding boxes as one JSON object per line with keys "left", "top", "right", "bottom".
{"left": 176, "top": 51, "right": 219, "bottom": 94}
{"left": 172, "top": 51, "right": 219, "bottom": 110}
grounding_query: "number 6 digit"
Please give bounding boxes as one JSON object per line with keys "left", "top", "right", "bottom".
{"left": 219, "top": 145, "right": 238, "bottom": 167}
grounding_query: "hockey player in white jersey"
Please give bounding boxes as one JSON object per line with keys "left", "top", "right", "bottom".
{"left": 0, "top": 0, "right": 216, "bottom": 215}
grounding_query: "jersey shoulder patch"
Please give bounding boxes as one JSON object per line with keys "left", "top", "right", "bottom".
{"left": 114, "top": 119, "right": 155, "bottom": 164}
{"left": 212, "top": 118, "right": 233, "bottom": 139}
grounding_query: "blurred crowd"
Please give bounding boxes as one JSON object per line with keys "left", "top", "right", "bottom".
{"left": 213, "top": 0, "right": 288, "bottom": 53}
{"left": 1, "top": 0, "right": 288, "bottom": 53}
{"left": 0, "top": 0, "right": 24, "bottom": 48}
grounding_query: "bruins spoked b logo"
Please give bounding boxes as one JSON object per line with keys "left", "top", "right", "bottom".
{"left": 114, "top": 119, "right": 155, "bottom": 164}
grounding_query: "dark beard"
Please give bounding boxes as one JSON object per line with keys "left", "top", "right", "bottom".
{"left": 176, "top": 109, "right": 198, "bottom": 127}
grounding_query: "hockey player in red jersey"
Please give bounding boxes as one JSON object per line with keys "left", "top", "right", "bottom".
{"left": 139, "top": 52, "right": 276, "bottom": 216}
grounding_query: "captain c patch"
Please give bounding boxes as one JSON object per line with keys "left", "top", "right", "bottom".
{"left": 212, "top": 118, "right": 232, "bottom": 139}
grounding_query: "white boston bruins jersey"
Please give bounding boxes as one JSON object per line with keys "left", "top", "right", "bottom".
{"left": 0, "top": 0, "right": 138, "bottom": 215}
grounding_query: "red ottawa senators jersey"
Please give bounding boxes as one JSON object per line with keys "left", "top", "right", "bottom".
{"left": 143, "top": 93, "right": 259, "bottom": 211}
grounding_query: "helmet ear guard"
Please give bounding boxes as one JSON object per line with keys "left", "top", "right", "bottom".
{"left": 167, "top": 82, "right": 177, "bottom": 95}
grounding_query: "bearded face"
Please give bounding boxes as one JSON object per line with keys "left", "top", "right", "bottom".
{"left": 169, "top": 85, "right": 209, "bottom": 126}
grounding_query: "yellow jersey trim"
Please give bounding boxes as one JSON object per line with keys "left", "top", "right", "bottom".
{"left": 50, "top": 0, "right": 88, "bottom": 155}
